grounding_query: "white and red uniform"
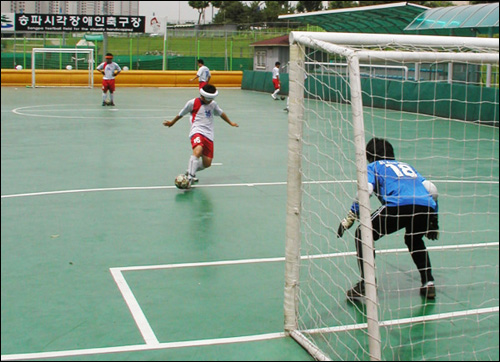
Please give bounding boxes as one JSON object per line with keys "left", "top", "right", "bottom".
{"left": 96, "top": 61, "right": 121, "bottom": 92}
{"left": 272, "top": 67, "right": 280, "bottom": 89}
{"left": 178, "top": 97, "right": 223, "bottom": 158}
{"left": 197, "top": 65, "right": 211, "bottom": 89}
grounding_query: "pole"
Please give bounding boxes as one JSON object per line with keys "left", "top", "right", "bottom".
{"left": 23, "top": 35, "right": 26, "bottom": 69}
{"left": 348, "top": 54, "right": 381, "bottom": 361}
{"left": 59, "top": 34, "right": 62, "bottom": 69}
{"left": 129, "top": 36, "right": 133, "bottom": 69}
{"left": 163, "top": 17, "right": 168, "bottom": 71}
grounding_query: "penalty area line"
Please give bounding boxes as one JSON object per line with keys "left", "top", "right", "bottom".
{"left": 0, "top": 332, "right": 286, "bottom": 361}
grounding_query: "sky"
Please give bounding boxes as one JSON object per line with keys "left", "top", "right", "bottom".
{"left": 138, "top": 1, "right": 220, "bottom": 24}
{"left": 138, "top": 1, "right": 303, "bottom": 24}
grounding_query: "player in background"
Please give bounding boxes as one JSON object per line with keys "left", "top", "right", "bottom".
{"left": 163, "top": 84, "right": 238, "bottom": 188}
{"left": 96, "top": 53, "right": 121, "bottom": 106}
{"left": 190, "top": 59, "right": 211, "bottom": 89}
{"left": 337, "top": 138, "right": 440, "bottom": 300}
{"left": 271, "top": 61, "right": 281, "bottom": 100}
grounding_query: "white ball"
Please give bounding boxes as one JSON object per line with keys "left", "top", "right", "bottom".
{"left": 15, "top": 65, "right": 22, "bottom": 70}
{"left": 175, "top": 174, "right": 190, "bottom": 189}
{"left": 123, "top": 66, "right": 129, "bottom": 71}
{"left": 66, "top": 65, "right": 72, "bottom": 70}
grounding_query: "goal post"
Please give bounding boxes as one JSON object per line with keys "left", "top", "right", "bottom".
{"left": 284, "top": 31, "right": 499, "bottom": 361}
{"left": 31, "top": 48, "right": 94, "bottom": 88}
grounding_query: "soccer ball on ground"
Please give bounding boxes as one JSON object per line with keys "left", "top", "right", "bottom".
{"left": 66, "top": 65, "right": 72, "bottom": 70}
{"left": 280, "top": 96, "right": 286, "bottom": 101}
{"left": 175, "top": 174, "right": 190, "bottom": 189}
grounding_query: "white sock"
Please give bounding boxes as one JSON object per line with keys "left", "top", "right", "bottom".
{"left": 273, "top": 89, "right": 280, "bottom": 97}
{"left": 102, "top": 93, "right": 107, "bottom": 102}
{"left": 188, "top": 155, "right": 199, "bottom": 179}
{"left": 196, "top": 158, "right": 205, "bottom": 172}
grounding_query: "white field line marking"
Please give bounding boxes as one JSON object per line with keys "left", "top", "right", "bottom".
{"left": 110, "top": 242, "right": 498, "bottom": 359}
{"left": 303, "top": 306, "right": 500, "bottom": 335}
{"left": 1, "top": 179, "right": 497, "bottom": 199}
{"left": 114, "top": 242, "right": 499, "bottom": 272}
{"left": 1, "top": 243, "right": 497, "bottom": 361}
{"left": 109, "top": 268, "right": 159, "bottom": 346}
{"left": 11, "top": 104, "right": 177, "bottom": 119}
{"left": 0, "top": 332, "right": 286, "bottom": 361}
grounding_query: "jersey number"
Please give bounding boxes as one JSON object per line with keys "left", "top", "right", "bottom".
{"left": 193, "top": 137, "right": 201, "bottom": 144}
{"left": 385, "top": 163, "right": 417, "bottom": 178}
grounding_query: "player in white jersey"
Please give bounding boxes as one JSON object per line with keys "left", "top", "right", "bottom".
{"left": 190, "top": 59, "right": 212, "bottom": 89}
{"left": 271, "top": 61, "right": 281, "bottom": 100}
{"left": 96, "top": 53, "right": 121, "bottom": 106}
{"left": 163, "top": 84, "right": 238, "bottom": 188}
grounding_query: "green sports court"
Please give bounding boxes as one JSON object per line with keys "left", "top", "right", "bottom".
{"left": 1, "top": 84, "right": 498, "bottom": 360}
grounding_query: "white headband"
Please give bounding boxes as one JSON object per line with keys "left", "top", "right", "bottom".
{"left": 200, "top": 88, "right": 218, "bottom": 100}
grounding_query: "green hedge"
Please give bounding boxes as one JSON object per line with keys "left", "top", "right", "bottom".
{"left": 242, "top": 70, "right": 499, "bottom": 125}
{"left": 1, "top": 52, "right": 253, "bottom": 71}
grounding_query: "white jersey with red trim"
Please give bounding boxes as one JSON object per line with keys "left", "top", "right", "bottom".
{"left": 272, "top": 67, "right": 280, "bottom": 79}
{"left": 197, "top": 65, "right": 211, "bottom": 82}
{"left": 96, "top": 61, "right": 121, "bottom": 80}
{"left": 178, "top": 98, "right": 223, "bottom": 141}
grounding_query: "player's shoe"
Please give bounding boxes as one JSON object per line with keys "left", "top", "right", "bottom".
{"left": 346, "top": 281, "right": 365, "bottom": 300}
{"left": 420, "top": 281, "right": 436, "bottom": 299}
{"left": 284, "top": 107, "right": 289, "bottom": 112}
{"left": 102, "top": 101, "right": 107, "bottom": 106}
{"left": 185, "top": 172, "right": 198, "bottom": 183}
{"left": 109, "top": 102, "right": 115, "bottom": 106}
{"left": 271, "top": 94, "right": 277, "bottom": 100}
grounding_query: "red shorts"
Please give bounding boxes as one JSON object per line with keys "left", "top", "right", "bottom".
{"left": 102, "top": 79, "right": 116, "bottom": 92}
{"left": 191, "top": 133, "right": 214, "bottom": 158}
{"left": 199, "top": 81, "right": 208, "bottom": 89}
{"left": 272, "top": 78, "right": 280, "bottom": 90}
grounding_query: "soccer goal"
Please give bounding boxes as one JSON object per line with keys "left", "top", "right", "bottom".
{"left": 31, "top": 48, "right": 94, "bottom": 88}
{"left": 284, "top": 32, "right": 499, "bottom": 361}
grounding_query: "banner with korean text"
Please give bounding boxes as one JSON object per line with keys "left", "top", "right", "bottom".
{"left": 13, "top": 14, "right": 145, "bottom": 33}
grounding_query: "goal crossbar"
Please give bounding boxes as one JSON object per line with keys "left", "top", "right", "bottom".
{"left": 290, "top": 31, "right": 500, "bottom": 50}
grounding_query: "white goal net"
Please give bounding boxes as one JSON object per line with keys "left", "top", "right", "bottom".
{"left": 31, "top": 48, "right": 94, "bottom": 88}
{"left": 284, "top": 32, "right": 499, "bottom": 361}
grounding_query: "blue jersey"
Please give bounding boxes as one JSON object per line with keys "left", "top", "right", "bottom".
{"left": 351, "top": 159, "right": 437, "bottom": 214}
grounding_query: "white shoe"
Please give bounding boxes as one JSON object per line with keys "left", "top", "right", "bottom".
{"left": 420, "top": 281, "right": 436, "bottom": 299}
{"left": 271, "top": 94, "right": 277, "bottom": 100}
{"left": 185, "top": 171, "right": 198, "bottom": 183}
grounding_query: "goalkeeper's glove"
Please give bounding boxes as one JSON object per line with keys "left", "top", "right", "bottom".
{"left": 426, "top": 213, "right": 439, "bottom": 240}
{"left": 337, "top": 210, "right": 357, "bottom": 238}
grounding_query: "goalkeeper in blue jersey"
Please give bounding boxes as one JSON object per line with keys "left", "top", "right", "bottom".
{"left": 337, "top": 138, "right": 439, "bottom": 300}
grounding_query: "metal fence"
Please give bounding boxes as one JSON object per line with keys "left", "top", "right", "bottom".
{"left": 1, "top": 28, "right": 304, "bottom": 71}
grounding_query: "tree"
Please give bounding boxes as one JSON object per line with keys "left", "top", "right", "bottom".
{"left": 297, "top": 1, "right": 324, "bottom": 13}
{"left": 188, "top": 1, "right": 211, "bottom": 24}
{"left": 328, "top": 1, "right": 357, "bottom": 9}
{"left": 262, "top": 1, "right": 293, "bottom": 22}
{"left": 246, "top": 1, "right": 264, "bottom": 24}
{"left": 328, "top": 1, "right": 455, "bottom": 9}
{"left": 212, "top": 1, "right": 249, "bottom": 24}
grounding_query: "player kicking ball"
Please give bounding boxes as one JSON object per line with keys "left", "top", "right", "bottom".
{"left": 163, "top": 84, "right": 238, "bottom": 189}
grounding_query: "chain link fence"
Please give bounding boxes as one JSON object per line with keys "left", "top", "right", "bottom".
{"left": 1, "top": 27, "right": 315, "bottom": 71}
